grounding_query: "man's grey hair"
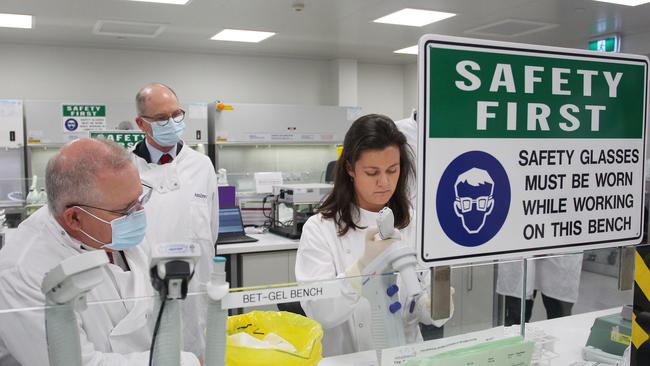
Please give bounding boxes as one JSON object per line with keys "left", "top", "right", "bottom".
{"left": 135, "top": 82, "right": 178, "bottom": 116}
{"left": 45, "top": 139, "right": 133, "bottom": 216}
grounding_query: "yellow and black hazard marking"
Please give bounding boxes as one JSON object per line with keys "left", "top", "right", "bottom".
{"left": 632, "top": 246, "right": 650, "bottom": 365}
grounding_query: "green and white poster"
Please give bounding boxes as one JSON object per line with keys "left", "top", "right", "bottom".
{"left": 416, "top": 35, "right": 648, "bottom": 265}
{"left": 62, "top": 104, "right": 106, "bottom": 132}
{"left": 90, "top": 131, "right": 145, "bottom": 149}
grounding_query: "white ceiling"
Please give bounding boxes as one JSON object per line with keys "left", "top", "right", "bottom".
{"left": 1, "top": 0, "right": 650, "bottom": 64}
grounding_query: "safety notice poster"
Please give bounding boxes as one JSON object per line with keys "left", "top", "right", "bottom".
{"left": 62, "top": 104, "right": 107, "bottom": 132}
{"left": 416, "top": 34, "right": 648, "bottom": 265}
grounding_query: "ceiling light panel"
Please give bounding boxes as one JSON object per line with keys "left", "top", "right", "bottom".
{"left": 373, "top": 8, "right": 456, "bottom": 27}
{"left": 394, "top": 45, "right": 418, "bottom": 55}
{"left": 211, "top": 29, "right": 276, "bottom": 43}
{"left": 593, "top": 0, "right": 650, "bottom": 5}
{"left": 0, "top": 13, "right": 32, "bottom": 29}
{"left": 127, "top": 0, "right": 192, "bottom": 4}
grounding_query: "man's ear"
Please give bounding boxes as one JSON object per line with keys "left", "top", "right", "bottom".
{"left": 61, "top": 207, "right": 82, "bottom": 231}
{"left": 135, "top": 117, "right": 146, "bottom": 131}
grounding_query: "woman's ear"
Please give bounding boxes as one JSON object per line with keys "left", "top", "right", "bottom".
{"left": 345, "top": 161, "right": 355, "bottom": 180}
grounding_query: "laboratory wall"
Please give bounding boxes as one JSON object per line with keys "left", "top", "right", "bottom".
{"left": 0, "top": 43, "right": 413, "bottom": 120}
{"left": 402, "top": 62, "right": 418, "bottom": 118}
{"left": 357, "top": 63, "right": 404, "bottom": 120}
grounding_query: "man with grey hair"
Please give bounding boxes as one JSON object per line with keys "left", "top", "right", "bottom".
{"left": 0, "top": 138, "right": 199, "bottom": 366}
{"left": 132, "top": 83, "right": 218, "bottom": 358}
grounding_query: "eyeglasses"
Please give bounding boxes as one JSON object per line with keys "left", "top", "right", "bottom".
{"left": 67, "top": 183, "right": 153, "bottom": 218}
{"left": 456, "top": 196, "right": 492, "bottom": 213}
{"left": 140, "top": 109, "right": 185, "bottom": 127}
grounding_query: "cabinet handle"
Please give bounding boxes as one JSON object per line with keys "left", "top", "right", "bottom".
{"left": 467, "top": 267, "right": 474, "bottom": 292}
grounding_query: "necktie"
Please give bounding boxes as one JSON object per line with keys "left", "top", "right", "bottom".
{"left": 159, "top": 153, "right": 173, "bottom": 165}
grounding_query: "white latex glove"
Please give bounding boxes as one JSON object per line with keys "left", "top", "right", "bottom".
{"left": 346, "top": 226, "right": 401, "bottom": 278}
{"left": 405, "top": 287, "right": 455, "bottom": 328}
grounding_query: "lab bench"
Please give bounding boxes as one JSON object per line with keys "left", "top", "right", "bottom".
{"left": 216, "top": 232, "right": 300, "bottom": 289}
{"left": 318, "top": 307, "right": 620, "bottom": 365}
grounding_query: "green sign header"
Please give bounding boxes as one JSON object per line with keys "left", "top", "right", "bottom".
{"left": 427, "top": 46, "right": 646, "bottom": 139}
{"left": 62, "top": 105, "right": 106, "bottom": 117}
{"left": 90, "top": 131, "right": 145, "bottom": 148}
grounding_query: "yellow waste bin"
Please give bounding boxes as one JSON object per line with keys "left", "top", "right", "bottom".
{"left": 226, "top": 311, "right": 323, "bottom": 366}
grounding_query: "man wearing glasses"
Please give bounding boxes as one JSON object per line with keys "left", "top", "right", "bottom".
{"left": 0, "top": 138, "right": 199, "bottom": 365}
{"left": 132, "top": 83, "right": 219, "bottom": 358}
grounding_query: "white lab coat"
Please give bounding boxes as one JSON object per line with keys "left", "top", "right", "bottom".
{"left": 131, "top": 142, "right": 219, "bottom": 357}
{"left": 296, "top": 208, "right": 424, "bottom": 357}
{"left": 496, "top": 254, "right": 584, "bottom": 303}
{"left": 0, "top": 206, "right": 199, "bottom": 365}
{"left": 395, "top": 114, "right": 418, "bottom": 201}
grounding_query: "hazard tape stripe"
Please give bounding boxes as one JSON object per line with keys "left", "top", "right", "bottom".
{"left": 636, "top": 252, "right": 650, "bottom": 302}
{"left": 632, "top": 312, "right": 649, "bottom": 349}
{"left": 633, "top": 251, "right": 650, "bottom": 350}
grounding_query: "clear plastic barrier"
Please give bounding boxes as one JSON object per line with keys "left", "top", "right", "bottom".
{"left": 0, "top": 246, "right": 639, "bottom": 365}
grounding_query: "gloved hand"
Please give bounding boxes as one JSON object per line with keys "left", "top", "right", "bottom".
{"left": 357, "top": 226, "right": 402, "bottom": 275}
{"left": 405, "top": 287, "right": 455, "bottom": 328}
{"left": 344, "top": 226, "right": 401, "bottom": 292}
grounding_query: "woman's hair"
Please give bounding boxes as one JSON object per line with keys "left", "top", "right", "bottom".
{"left": 319, "top": 114, "right": 415, "bottom": 236}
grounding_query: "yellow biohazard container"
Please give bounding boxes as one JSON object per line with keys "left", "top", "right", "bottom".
{"left": 336, "top": 144, "right": 343, "bottom": 158}
{"left": 226, "top": 311, "right": 323, "bottom": 366}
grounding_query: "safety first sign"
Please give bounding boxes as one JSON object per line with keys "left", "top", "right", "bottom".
{"left": 416, "top": 35, "right": 648, "bottom": 265}
{"left": 90, "top": 131, "right": 145, "bottom": 149}
{"left": 62, "top": 104, "right": 106, "bottom": 132}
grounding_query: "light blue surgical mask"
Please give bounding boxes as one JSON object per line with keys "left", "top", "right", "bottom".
{"left": 151, "top": 119, "right": 185, "bottom": 147}
{"left": 77, "top": 207, "right": 147, "bottom": 251}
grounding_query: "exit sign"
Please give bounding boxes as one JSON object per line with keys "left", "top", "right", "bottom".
{"left": 588, "top": 35, "right": 620, "bottom": 53}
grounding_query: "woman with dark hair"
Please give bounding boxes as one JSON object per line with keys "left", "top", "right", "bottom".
{"left": 295, "top": 114, "right": 446, "bottom": 357}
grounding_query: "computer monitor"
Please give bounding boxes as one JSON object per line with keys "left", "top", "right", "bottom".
{"left": 218, "top": 207, "right": 245, "bottom": 234}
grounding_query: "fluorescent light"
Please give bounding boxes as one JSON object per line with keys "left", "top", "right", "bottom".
{"left": 374, "top": 8, "right": 455, "bottom": 27}
{"left": 0, "top": 13, "right": 32, "bottom": 29}
{"left": 593, "top": 0, "right": 650, "bottom": 5}
{"left": 394, "top": 45, "right": 418, "bottom": 55}
{"left": 211, "top": 29, "right": 276, "bottom": 43}
{"left": 128, "top": 0, "right": 192, "bottom": 4}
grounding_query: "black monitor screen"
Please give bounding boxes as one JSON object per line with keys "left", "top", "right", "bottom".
{"left": 218, "top": 208, "right": 244, "bottom": 234}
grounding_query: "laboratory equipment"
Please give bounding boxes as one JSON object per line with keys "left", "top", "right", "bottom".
{"left": 581, "top": 346, "right": 623, "bottom": 364}
{"left": 205, "top": 256, "right": 229, "bottom": 366}
{"left": 149, "top": 243, "right": 201, "bottom": 366}
{"left": 585, "top": 312, "right": 632, "bottom": 356}
{"left": 269, "top": 183, "right": 332, "bottom": 239}
{"left": 217, "top": 168, "right": 229, "bottom": 186}
{"left": 217, "top": 185, "right": 236, "bottom": 208}
{"left": 40, "top": 251, "right": 109, "bottom": 366}
{"left": 359, "top": 207, "right": 424, "bottom": 352}
{"left": 0, "top": 100, "right": 26, "bottom": 222}
{"left": 371, "top": 207, "right": 423, "bottom": 306}
{"left": 25, "top": 175, "right": 42, "bottom": 217}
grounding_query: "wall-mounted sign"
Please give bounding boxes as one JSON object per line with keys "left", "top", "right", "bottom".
{"left": 62, "top": 104, "right": 106, "bottom": 132}
{"left": 588, "top": 35, "right": 620, "bottom": 53}
{"left": 417, "top": 34, "right": 648, "bottom": 265}
{"left": 90, "top": 131, "right": 145, "bottom": 149}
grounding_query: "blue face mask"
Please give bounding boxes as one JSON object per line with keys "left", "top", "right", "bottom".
{"left": 151, "top": 119, "right": 185, "bottom": 147}
{"left": 77, "top": 207, "right": 147, "bottom": 251}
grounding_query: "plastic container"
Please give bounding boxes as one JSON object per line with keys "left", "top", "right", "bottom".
{"left": 225, "top": 311, "right": 323, "bottom": 366}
